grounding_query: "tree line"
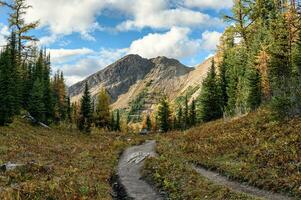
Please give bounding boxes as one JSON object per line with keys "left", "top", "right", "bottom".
{"left": 0, "top": 0, "right": 71, "bottom": 126}
{"left": 154, "top": 0, "right": 301, "bottom": 132}
{"left": 74, "top": 83, "right": 121, "bottom": 133}
{"left": 0, "top": 0, "right": 121, "bottom": 133}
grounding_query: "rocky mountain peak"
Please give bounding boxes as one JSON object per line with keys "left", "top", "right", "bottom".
{"left": 150, "top": 56, "right": 180, "bottom": 65}
{"left": 68, "top": 54, "right": 209, "bottom": 110}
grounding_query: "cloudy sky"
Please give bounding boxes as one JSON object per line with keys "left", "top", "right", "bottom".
{"left": 0, "top": 0, "right": 233, "bottom": 85}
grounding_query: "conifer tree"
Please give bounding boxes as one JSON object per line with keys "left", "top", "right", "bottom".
{"left": 198, "top": 59, "right": 222, "bottom": 122}
{"left": 246, "top": 68, "right": 262, "bottom": 111}
{"left": 110, "top": 112, "right": 115, "bottom": 131}
{"left": 95, "top": 88, "right": 111, "bottom": 128}
{"left": 66, "top": 96, "right": 72, "bottom": 123}
{"left": 146, "top": 114, "right": 152, "bottom": 131}
{"left": 184, "top": 95, "right": 189, "bottom": 129}
{"left": 52, "top": 70, "right": 67, "bottom": 123}
{"left": 176, "top": 105, "right": 183, "bottom": 130}
{"left": 43, "top": 52, "right": 54, "bottom": 124}
{"left": 0, "top": 0, "right": 39, "bottom": 60}
{"left": 218, "top": 60, "right": 228, "bottom": 110}
{"left": 115, "top": 109, "right": 121, "bottom": 131}
{"left": 157, "top": 97, "right": 171, "bottom": 132}
{"left": 190, "top": 99, "right": 197, "bottom": 126}
{"left": 28, "top": 78, "right": 45, "bottom": 122}
{"left": 78, "top": 83, "right": 92, "bottom": 133}
{"left": 0, "top": 34, "right": 20, "bottom": 125}
{"left": 293, "top": 27, "right": 301, "bottom": 76}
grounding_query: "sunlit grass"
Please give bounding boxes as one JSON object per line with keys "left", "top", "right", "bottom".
{"left": 0, "top": 118, "right": 143, "bottom": 200}
{"left": 143, "top": 109, "right": 301, "bottom": 199}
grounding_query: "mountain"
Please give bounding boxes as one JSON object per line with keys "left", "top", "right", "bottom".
{"left": 69, "top": 54, "right": 213, "bottom": 114}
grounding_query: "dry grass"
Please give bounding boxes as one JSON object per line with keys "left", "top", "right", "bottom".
{"left": 143, "top": 109, "right": 301, "bottom": 199}
{"left": 0, "top": 118, "right": 143, "bottom": 200}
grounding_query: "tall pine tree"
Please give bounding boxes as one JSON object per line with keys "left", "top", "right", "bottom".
{"left": 157, "top": 97, "right": 171, "bottom": 132}
{"left": 198, "top": 59, "right": 222, "bottom": 122}
{"left": 0, "top": 34, "right": 20, "bottom": 125}
{"left": 78, "top": 83, "right": 92, "bottom": 133}
{"left": 190, "top": 99, "right": 197, "bottom": 126}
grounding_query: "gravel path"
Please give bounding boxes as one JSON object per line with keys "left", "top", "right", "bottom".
{"left": 117, "top": 140, "right": 163, "bottom": 200}
{"left": 193, "top": 166, "right": 294, "bottom": 200}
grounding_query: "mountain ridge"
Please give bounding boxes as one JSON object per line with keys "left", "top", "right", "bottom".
{"left": 69, "top": 54, "right": 213, "bottom": 112}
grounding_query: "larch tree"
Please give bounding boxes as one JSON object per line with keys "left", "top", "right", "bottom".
{"left": 95, "top": 88, "right": 111, "bottom": 129}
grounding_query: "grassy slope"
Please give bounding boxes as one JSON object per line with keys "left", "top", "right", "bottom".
{"left": 143, "top": 109, "right": 301, "bottom": 199}
{"left": 0, "top": 118, "right": 142, "bottom": 200}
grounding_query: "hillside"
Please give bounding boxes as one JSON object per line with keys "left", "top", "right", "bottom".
{"left": 143, "top": 109, "right": 301, "bottom": 199}
{"left": 68, "top": 55, "right": 213, "bottom": 112}
{"left": 0, "top": 119, "right": 143, "bottom": 199}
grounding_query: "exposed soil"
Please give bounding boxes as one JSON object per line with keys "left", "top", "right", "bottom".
{"left": 116, "top": 140, "right": 163, "bottom": 200}
{"left": 193, "top": 166, "right": 294, "bottom": 200}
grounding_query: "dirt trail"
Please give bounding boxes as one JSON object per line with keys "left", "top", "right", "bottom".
{"left": 116, "top": 140, "right": 163, "bottom": 200}
{"left": 193, "top": 166, "right": 294, "bottom": 200}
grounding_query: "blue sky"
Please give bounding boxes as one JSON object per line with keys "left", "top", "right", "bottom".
{"left": 0, "top": 0, "right": 233, "bottom": 85}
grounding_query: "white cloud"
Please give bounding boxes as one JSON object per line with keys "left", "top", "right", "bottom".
{"left": 116, "top": 7, "right": 221, "bottom": 31}
{"left": 128, "top": 27, "right": 222, "bottom": 59}
{"left": 64, "top": 75, "right": 86, "bottom": 86}
{"left": 55, "top": 48, "right": 127, "bottom": 86}
{"left": 184, "top": 0, "right": 233, "bottom": 10}
{"left": 49, "top": 48, "right": 95, "bottom": 63}
{"left": 200, "top": 31, "right": 222, "bottom": 50}
{"left": 128, "top": 27, "right": 199, "bottom": 59}
{"left": 0, "top": 23, "right": 10, "bottom": 46}
{"left": 38, "top": 35, "right": 59, "bottom": 46}
{"left": 23, "top": 0, "right": 223, "bottom": 41}
{"left": 26, "top": 0, "right": 107, "bottom": 39}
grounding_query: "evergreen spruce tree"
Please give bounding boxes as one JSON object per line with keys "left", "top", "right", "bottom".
{"left": 198, "top": 59, "right": 222, "bottom": 122}
{"left": 110, "top": 112, "right": 115, "bottom": 131}
{"left": 146, "top": 114, "right": 152, "bottom": 131}
{"left": 184, "top": 95, "right": 189, "bottom": 129}
{"left": 293, "top": 26, "right": 301, "bottom": 76}
{"left": 190, "top": 99, "right": 196, "bottom": 126}
{"left": 78, "top": 83, "right": 92, "bottom": 133}
{"left": 28, "top": 78, "right": 46, "bottom": 122}
{"left": 43, "top": 52, "right": 54, "bottom": 124}
{"left": 246, "top": 68, "right": 262, "bottom": 111}
{"left": 0, "top": 34, "right": 20, "bottom": 125}
{"left": 66, "top": 96, "right": 72, "bottom": 123}
{"left": 268, "top": 14, "right": 291, "bottom": 89}
{"left": 177, "top": 105, "right": 183, "bottom": 130}
{"left": 115, "top": 109, "right": 121, "bottom": 131}
{"left": 218, "top": 60, "right": 228, "bottom": 110}
{"left": 157, "top": 97, "right": 171, "bottom": 132}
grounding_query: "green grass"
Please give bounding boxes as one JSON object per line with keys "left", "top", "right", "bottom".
{"left": 0, "top": 118, "right": 143, "bottom": 200}
{"left": 143, "top": 109, "right": 301, "bottom": 199}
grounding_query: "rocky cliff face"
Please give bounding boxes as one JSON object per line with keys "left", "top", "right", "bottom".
{"left": 68, "top": 54, "right": 155, "bottom": 102}
{"left": 69, "top": 54, "right": 212, "bottom": 111}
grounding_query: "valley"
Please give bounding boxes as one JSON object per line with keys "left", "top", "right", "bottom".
{"left": 0, "top": 109, "right": 300, "bottom": 199}
{"left": 0, "top": 0, "right": 300, "bottom": 200}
